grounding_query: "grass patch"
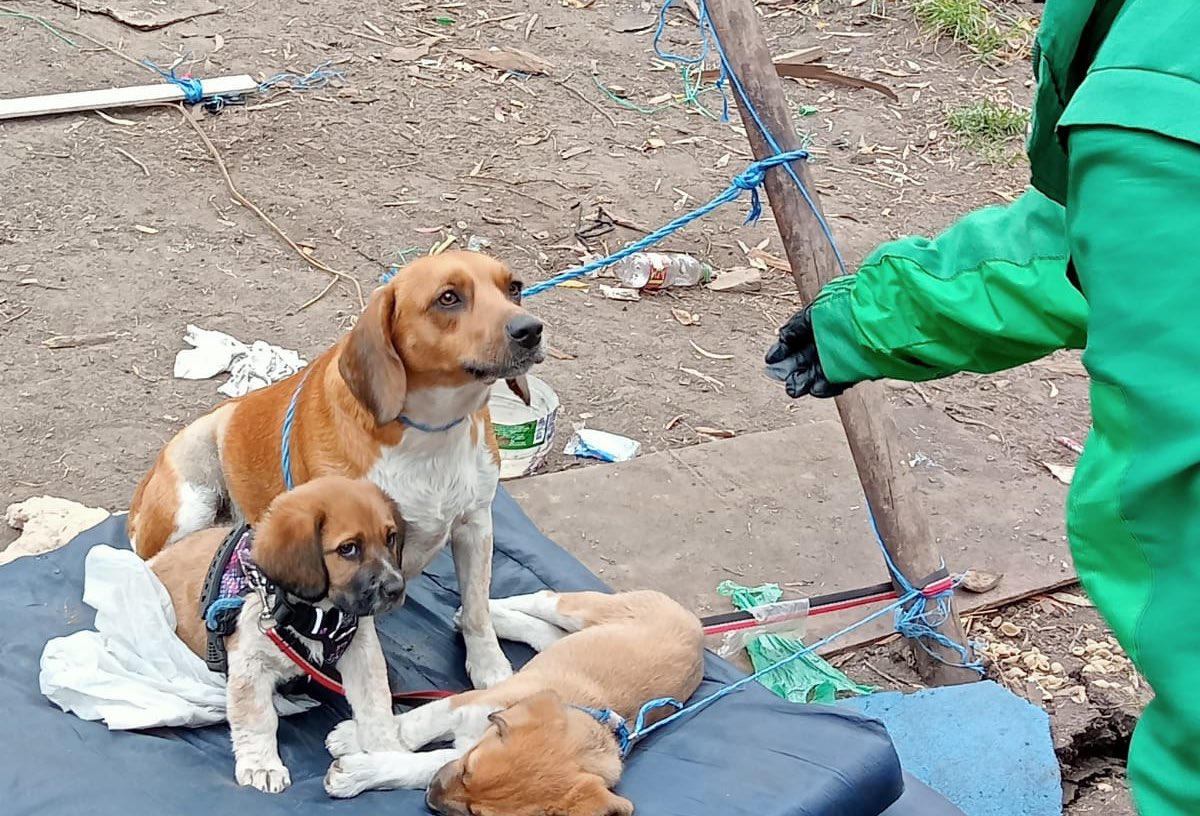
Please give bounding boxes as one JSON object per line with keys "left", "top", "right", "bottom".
{"left": 913, "top": 0, "right": 1007, "bottom": 57}
{"left": 947, "top": 99, "right": 1029, "bottom": 161}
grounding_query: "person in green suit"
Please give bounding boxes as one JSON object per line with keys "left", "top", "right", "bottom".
{"left": 764, "top": 4, "right": 1200, "bottom": 814}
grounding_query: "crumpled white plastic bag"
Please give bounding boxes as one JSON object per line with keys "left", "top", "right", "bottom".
{"left": 39, "top": 545, "right": 316, "bottom": 730}
{"left": 173, "top": 324, "right": 306, "bottom": 398}
{"left": 564, "top": 427, "right": 641, "bottom": 463}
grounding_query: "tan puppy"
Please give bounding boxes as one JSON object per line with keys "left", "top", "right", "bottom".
{"left": 130, "top": 250, "right": 545, "bottom": 690}
{"left": 150, "top": 475, "right": 408, "bottom": 793}
{"left": 322, "top": 590, "right": 705, "bottom": 815}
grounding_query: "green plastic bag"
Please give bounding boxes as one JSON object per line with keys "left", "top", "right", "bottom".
{"left": 717, "top": 580, "right": 876, "bottom": 704}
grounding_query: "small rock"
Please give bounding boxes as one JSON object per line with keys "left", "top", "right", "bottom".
{"left": 961, "top": 569, "right": 1003, "bottom": 593}
{"left": 1000, "top": 621, "right": 1021, "bottom": 637}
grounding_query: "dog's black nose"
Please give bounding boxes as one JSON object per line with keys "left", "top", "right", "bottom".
{"left": 381, "top": 573, "right": 406, "bottom": 604}
{"left": 505, "top": 315, "right": 543, "bottom": 350}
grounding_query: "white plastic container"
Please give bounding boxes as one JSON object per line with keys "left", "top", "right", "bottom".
{"left": 487, "top": 374, "right": 560, "bottom": 480}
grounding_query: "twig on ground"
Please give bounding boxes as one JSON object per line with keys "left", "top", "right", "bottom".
{"left": 864, "top": 660, "right": 923, "bottom": 690}
{"left": 164, "top": 104, "right": 364, "bottom": 310}
{"left": 553, "top": 74, "right": 618, "bottom": 127}
{"left": 114, "top": 146, "right": 150, "bottom": 176}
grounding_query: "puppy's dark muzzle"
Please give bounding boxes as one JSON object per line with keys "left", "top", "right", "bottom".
{"left": 371, "top": 572, "right": 407, "bottom": 615}
{"left": 336, "top": 568, "right": 407, "bottom": 617}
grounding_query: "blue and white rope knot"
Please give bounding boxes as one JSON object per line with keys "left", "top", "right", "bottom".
{"left": 144, "top": 58, "right": 343, "bottom": 110}
{"left": 144, "top": 59, "right": 205, "bottom": 105}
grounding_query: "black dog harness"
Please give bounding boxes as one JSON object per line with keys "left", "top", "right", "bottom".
{"left": 198, "top": 523, "right": 359, "bottom": 676}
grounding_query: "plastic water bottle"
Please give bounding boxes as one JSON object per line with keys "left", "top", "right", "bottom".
{"left": 613, "top": 253, "right": 712, "bottom": 291}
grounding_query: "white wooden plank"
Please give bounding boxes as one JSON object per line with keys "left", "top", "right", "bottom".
{"left": 0, "top": 75, "right": 259, "bottom": 121}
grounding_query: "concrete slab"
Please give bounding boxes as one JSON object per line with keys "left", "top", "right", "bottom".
{"left": 507, "top": 401, "right": 1075, "bottom": 653}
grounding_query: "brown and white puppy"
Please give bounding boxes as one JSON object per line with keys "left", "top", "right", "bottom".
{"left": 322, "top": 590, "right": 705, "bottom": 815}
{"left": 150, "top": 475, "right": 409, "bottom": 793}
{"left": 130, "top": 250, "right": 545, "bottom": 690}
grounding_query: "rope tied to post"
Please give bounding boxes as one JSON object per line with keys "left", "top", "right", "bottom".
{"left": 519, "top": 149, "right": 809, "bottom": 297}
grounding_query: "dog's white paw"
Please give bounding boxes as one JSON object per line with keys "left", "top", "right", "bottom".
{"left": 324, "top": 755, "right": 376, "bottom": 799}
{"left": 464, "top": 637, "right": 513, "bottom": 689}
{"left": 236, "top": 760, "right": 291, "bottom": 794}
{"left": 326, "top": 719, "right": 361, "bottom": 758}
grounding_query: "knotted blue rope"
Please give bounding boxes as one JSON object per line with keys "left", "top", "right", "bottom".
{"left": 655, "top": 0, "right": 848, "bottom": 277}
{"left": 521, "top": 150, "right": 808, "bottom": 297}
{"left": 144, "top": 59, "right": 204, "bottom": 104}
{"left": 867, "top": 508, "right": 985, "bottom": 673}
{"left": 143, "top": 58, "right": 342, "bottom": 109}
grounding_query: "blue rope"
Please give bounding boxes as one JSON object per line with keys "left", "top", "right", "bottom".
{"left": 280, "top": 368, "right": 313, "bottom": 492}
{"left": 610, "top": 591, "right": 919, "bottom": 754}
{"left": 541, "top": 4, "right": 978, "bottom": 752}
{"left": 660, "top": 0, "right": 847, "bottom": 276}
{"left": 144, "top": 58, "right": 342, "bottom": 109}
{"left": 522, "top": 149, "right": 808, "bottom": 297}
{"left": 144, "top": 59, "right": 204, "bottom": 105}
{"left": 867, "top": 508, "right": 985, "bottom": 673}
{"left": 258, "top": 62, "right": 343, "bottom": 93}
{"left": 512, "top": 0, "right": 844, "bottom": 299}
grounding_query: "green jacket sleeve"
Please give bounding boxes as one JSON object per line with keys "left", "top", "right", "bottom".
{"left": 810, "top": 188, "right": 1088, "bottom": 384}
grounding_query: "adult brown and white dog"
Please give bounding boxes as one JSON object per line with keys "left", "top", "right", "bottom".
{"left": 322, "top": 589, "right": 705, "bottom": 815}
{"left": 149, "top": 475, "right": 408, "bottom": 793}
{"left": 130, "top": 250, "right": 545, "bottom": 690}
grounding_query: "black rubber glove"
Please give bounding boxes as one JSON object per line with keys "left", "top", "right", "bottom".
{"left": 764, "top": 305, "right": 851, "bottom": 399}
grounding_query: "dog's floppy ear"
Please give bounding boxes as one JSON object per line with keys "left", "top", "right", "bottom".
{"left": 486, "top": 711, "right": 510, "bottom": 738}
{"left": 383, "top": 492, "right": 407, "bottom": 561}
{"left": 566, "top": 775, "right": 634, "bottom": 816}
{"left": 339, "top": 284, "right": 407, "bottom": 426}
{"left": 252, "top": 496, "right": 329, "bottom": 601}
{"left": 504, "top": 375, "right": 532, "bottom": 407}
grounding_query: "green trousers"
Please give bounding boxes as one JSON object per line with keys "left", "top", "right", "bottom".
{"left": 810, "top": 126, "right": 1200, "bottom": 815}
{"left": 1067, "top": 127, "right": 1200, "bottom": 816}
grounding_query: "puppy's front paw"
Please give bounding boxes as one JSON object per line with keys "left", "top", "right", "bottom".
{"left": 236, "top": 760, "right": 291, "bottom": 794}
{"left": 464, "top": 638, "right": 513, "bottom": 689}
{"left": 326, "top": 718, "right": 361, "bottom": 758}
{"left": 325, "top": 755, "right": 375, "bottom": 799}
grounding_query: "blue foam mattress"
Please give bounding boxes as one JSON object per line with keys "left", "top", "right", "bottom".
{"left": 0, "top": 487, "right": 963, "bottom": 816}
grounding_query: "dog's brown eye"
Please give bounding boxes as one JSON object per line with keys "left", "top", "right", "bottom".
{"left": 386, "top": 530, "right": 399, "bottom": 552}
{"left": 337, "top": 541, "right": 361, "bottom": 559}
{"left": 507, "top": 281, "right": 522, "bottom": 300}
{"left": 438, "top": 290, "right": 460, "bottom": 308}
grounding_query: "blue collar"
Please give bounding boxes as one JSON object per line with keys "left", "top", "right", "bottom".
{"left": 398, "top": 415, "right": 466, "bottom": 433}
{"left": 570, "top": 705, "right": 632, "bottom": 757}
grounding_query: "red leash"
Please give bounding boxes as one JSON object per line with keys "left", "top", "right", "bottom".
{"left": 265, "top": 578, "right": 934, "bottom": 699}
{"left": 264, "top": 628, "right": 457, "bottom": 702}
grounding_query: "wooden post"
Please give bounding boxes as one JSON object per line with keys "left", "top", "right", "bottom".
{"left": 704, "top": 0, "right": 977, "bottom": 685}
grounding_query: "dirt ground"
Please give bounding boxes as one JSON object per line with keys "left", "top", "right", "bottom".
{"left": 1, "top": 0, "right": 1131, "bottom": 812}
